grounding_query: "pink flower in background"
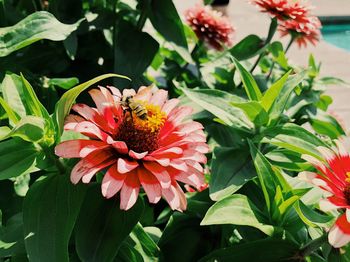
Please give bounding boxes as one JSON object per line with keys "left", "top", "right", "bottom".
{"left": 251, "top": 0, "right": 310, "bottom": 22}
{"left": 55, "top": 86, "right": 209, "bottom": 211}
{"left": 299, "top": 141, "right": 350, "bottom": 248}
{"left": 185, "top": 4, "right": 235, "bottom": 50}
{"left": 279, "top": 16, "right": 321, "bottom": 48}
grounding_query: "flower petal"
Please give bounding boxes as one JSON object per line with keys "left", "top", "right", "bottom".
{"left": 74, "top": 121, "right": 110, "bottom": 141}
{"left": 143, "top": 162, "right": 171, "bottom": 188}
{"left": 329, "top": 214, "right": 350, "bottom": 248}
{"left": 120, "top": 171, "right": 140, "bottom": 210}
{"left": 161, "top": 98, "right": 180, "bottom": 115}
{"left": 101, "top": 164, "right": 126, "bottom": 198}
{"left": 129, "top": 150, "right": 148, "bottom": 159}
{"left": 117, "top": 158, "right": 139, "bottom": 174}
{"left": 111, "top": 141, "right": 129, "bottom": 154}
{"left": 138, "top": 167, "right": 161, "bottom": 204}
{"left": 71, "top": 149, "right": 116, "bottom": 184}
{"left": 55, "top": 139, "right": 107, "bottom": 158}
{"left": 149, "top": 89, "right": 168, "bottom": 107}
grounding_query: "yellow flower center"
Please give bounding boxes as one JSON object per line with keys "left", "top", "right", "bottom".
{"left": 346, "top": 172, "right": 350, "bottom": 183}
{"left": 131, "top": 101, "right": 166, "bottom": 133}
{"left": 115, "top": 101, "right": 166, "bottom": 153}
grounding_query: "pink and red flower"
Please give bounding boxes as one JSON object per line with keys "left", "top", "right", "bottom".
{"left": 185, "top": 4, "right": 235, "bottom": 50}
{"left": 279, "top": 16, "right": 321, "bottom": 48}
{"left": 251, "top": 0, "right": 310, "bottom": 22}
{"left": 55, "top": 85, "right": 209, "bottom": 211}
{"left": 299, "top": 140, "right": 350, "bottom": 248}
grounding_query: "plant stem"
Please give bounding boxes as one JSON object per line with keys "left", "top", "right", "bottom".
{"left": 237, "top": 18, "right": 277, "bottom": 88}
{"left": 137, "top": 7, "right": 148, "bottom": 31}
{"left": 299, "top": 234, "right": 328, "bottom": 257}
{"left": 266, "top": 36, "right": 295, "bottom": 81}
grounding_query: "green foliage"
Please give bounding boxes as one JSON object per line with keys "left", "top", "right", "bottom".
{"left": 23, "top": 174, "right": 87, "bottom": 262}
{"left": 0, "top": 11, "right": 82, "bottom": 57}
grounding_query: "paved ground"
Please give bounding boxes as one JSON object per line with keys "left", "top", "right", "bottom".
{"left": 174, "top": 0, "right": 350, "bottom": 128}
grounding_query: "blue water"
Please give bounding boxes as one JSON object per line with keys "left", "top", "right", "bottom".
{"left": 322, "top": 24, "right": 350, "bottom": 51}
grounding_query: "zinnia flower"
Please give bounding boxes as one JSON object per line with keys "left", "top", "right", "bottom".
{"left": 279, "top": 16, "right": 321, "bottom": 48}
{"left": 55, "top": 85, "right": 209, "bottom": 211}
{"left": 251, "top": 0, "right": 310, "bottom": 22}
{"left": 185, "top": 4, "right": 234, "bottom": 50}
{"left": 299, "top": 140, "right": 350, "bottom": 248}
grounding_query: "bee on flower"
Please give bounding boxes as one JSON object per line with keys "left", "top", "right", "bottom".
{"left": 55, "top": 85, "right": 209, "bottom": 211}
{"left": 185, "top": 4, "right": 235, "bottom": 50}
{"left": 299, "top": 140, "right": 350, "bottom": 248}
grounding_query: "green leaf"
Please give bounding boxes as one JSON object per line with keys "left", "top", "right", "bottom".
{"left": 309, "top": 110, "right": 345, "bottom": 139}
{"left": 268, "top": 71, "right": 306, "bottom": 125}
{"left": 201, "top": 194, "right": 274, "bottom": 235}
{"left": 260, "top": 123, "right": 326, "bottom": 159}
{"left": 23, "top": 174, "right": 87, "bottom": 262}
{"left": 124, "top": 223, "right": 160, "bottom": 262}
{"left": 199, "top": 238, "right": 299, "bottom": 262}
{"left": 0, "top": 11, "right": 83, "bottom": 57}
{"left": 231, "top": 101, "right": 269, "bottom": 126}
{"left": 261, "top": 70, "right": 291, "bottom": 111}
{"left": 0, "top": 96, "right": 20, "bottom": 123}
{"left": 180, "top": 88, "right": 253, "bottom": 131}
{"left": 47, "top": 77, "right": 79, "bottom": 90}
{"left": 230, "top": 35, "right": 264, "bottom": 60}
{"left": 1, "top": 74, "right": 27, "bottom": 120}
{"left": 148, "top": 0, "right": 191, "bottom": 63}
{"left": 75, "top": 184, "right": 144, "bottom": 262}
{"left": 269, "top": 41, "right": 289, "bottom": 69}
{"left": 114, "top": 20, "right": 159, "bottom": 87}
{"left": 0, "top": 138, "right": 39, "bottom": 180}
{"left": 0, "top": 116, "right": 45, "bottom": 142}
{"left": 318, "top": 76, "right": 349, "bottom": 86}
{"left": 294, "top": 201, "right": 333, "bottom": 227}
{"left": 20, "top": 74, "right": 51, "bottom": 120}
{"left": 210, "top": 147, "right": 255, "bottom": 201}
{"left": 248, "top": 140, "right": 277, "bottom": 212}
{"left": 0, "top": 213, "right": 25, "bottom": 257}
{"left": 232, "top": 57, "right": 262, "bottom": 101}
{"left": 53, "top": 73, "right": 130, "bottom": 140}
{"left": 266, "top": 149, "right": 310, "bottom": 171}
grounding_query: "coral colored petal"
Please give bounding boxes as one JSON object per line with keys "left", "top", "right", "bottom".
{"left": 129, "top": 150, "right": 148, "bottom": 159}
{"left": 162, "top": 98, "right": 180, "bottom": 115}
{"left": 133, "top": 86, "right": 152, "bottom": 101}
{"left": 55, "top": 139, "right": 107, "bottom": 158}
{"left": 162, "top": 184, "right": 180, "bottom": 211}
{"left": 176, "top": 121, "right": 204, "bottom": 134}
{"left": 111, "top": 141, "right": 129, "bottom": 154}
{"left": 327, "top": 195, "right": 350, "bottom": 209}
{"left": 71, "top": 149, "right": 116, "bottom": 184}
{"left": 137, "top": 168, "right": 162, "bottom": 204}
{"left": 170, "top": 160, "right": 189, "bottom": 172}
{"left": 329, "top": 214, "right": 350, "bottom": 248}
{"left": 75, "top": 121, "right": 110, "bottom": 141}
{"left": 72, "top": 103, "right": 111, "bottom": 132}
{"left": 101, "top": 165, "right": 126, "bottom": 198}
{"left": 120, "top": 171, "right": 140, "bottom": 210}
{"left": 64, "top": 115, "right": 85, "bottom": 130}
{"left": 149, "top": 89, "right": 168, "bottom": 107}
{"left": 122, "top": 89, "right": 136, "bottom": 97}
{"left": 117, "top": 158, "right": 139, "bottom": 174}
{"left": 175, "top": 170, "right": 205, "bottom": 190}
{"left": 144, "top": 156, "right": 170, "bottom": 166}
{"left": 106, "top": 85, "right": 121, "bottom": 98}
{"left": 181, "top": 150, "right": 207, "bottom": 164}
{"left": 143, "top": 162, "right": 172, "bottom": 188}
{"left": 150, "top": 147, "right": 183, "bottom": 159}
{"left": 167, "top": 106, "right": 193, "bottom": 125}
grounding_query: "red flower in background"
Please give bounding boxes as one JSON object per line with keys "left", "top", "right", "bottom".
{"left": 55, "top": 86, "right": 209, "bottom": 211}
{"left": 279, "top": 16, "right": 321, "bottom": 48}
{"left": 251, "top": 0, "right": 310, "bottom": 22}
{"left": 185, "top": 4, "right": 235, "bottom": 50}
{"left": 299, "top": 140, "right": 350, "bottom": 248}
